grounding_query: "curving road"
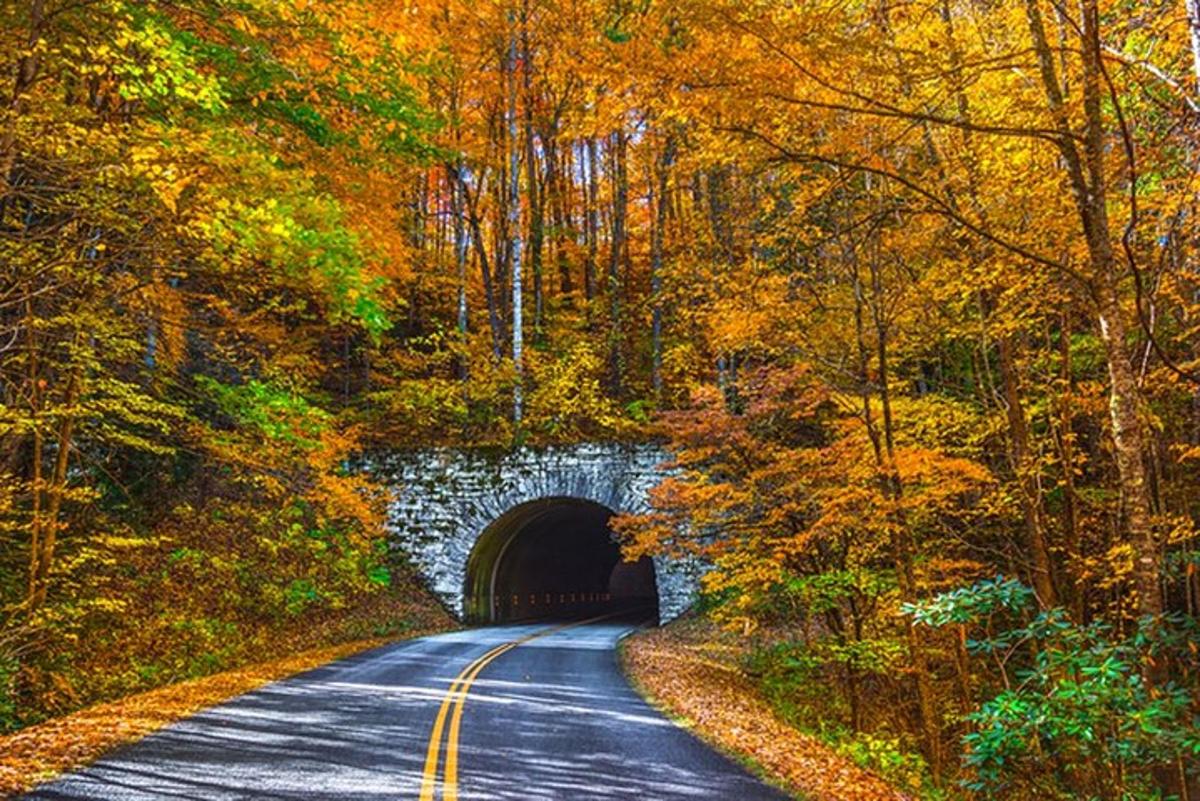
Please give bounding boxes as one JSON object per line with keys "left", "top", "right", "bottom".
{"left": 23, "top": 623, "right": 792, "bottom": 800}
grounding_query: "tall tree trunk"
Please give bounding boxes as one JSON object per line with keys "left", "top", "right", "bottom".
{"left": 24, "top": 293, "right": 42, "bottom": 603}
{"left": 507, "top": 9, "right": 524, "bottom": 424}
{"left": 1078, "top": 0, "right": 1161, "bottom": 620}
{"left": 520, "top": 12, "right": 544, "bottom": 342}
{"left": 607, "top": 129, "right": 627, "bottom": 395}
{"left": 650, "top": 135, "right": 676, "bottom": 399}
{"left": 866, "top": 248, "right": 942, "bottom": 782}
{"left": 29, "top": 366, "right": 80, "bottom": 609}
{"left": 584, "top": 137, "right": 600, "bottom": 327}
{"left": 997, "top": 334, "right": 1058, "bottom": 607}
{"left": 1024, "top": 0, "right": 1161, "bottom": 618}
{"left": 1094, "top": 278, "right": 1161, "bottom": 617}
{"left": 456, "top": 167, "right": 504, "bottom": 358}
{"left": 451, "top": 163, "right": 469, "bottom": 378}
{"left": 705, "top": 167, "right": 740, "bottom": 404}
{"left": 493, "top": 111, "right": 510, "bottom": 326}
{"left": 1055, "top": 311, "right": 1085, "bottom": 620}
{"left": 545, "top": 136, "right": 573, "bottom": 301}
{"left": 555, "top": 139, "right": 575, "bottom": 298}
{"left": 407, "top": 176, "right": 430, "bottom": 332}
{"left": 842, "top": 195, "right": 941, "bottom": 779}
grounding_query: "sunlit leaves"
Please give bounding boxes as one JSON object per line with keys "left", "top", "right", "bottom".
{"left": 904, "top": 575, "right": 1034, "bottom": 627}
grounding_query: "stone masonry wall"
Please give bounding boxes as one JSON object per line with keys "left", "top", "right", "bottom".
{"left": 368, "top": 443, "right": 700, "bottom": 621}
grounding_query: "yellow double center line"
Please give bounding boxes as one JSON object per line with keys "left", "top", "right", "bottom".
{"left": 418, "top": 616, "right": 614, "bottom": 801}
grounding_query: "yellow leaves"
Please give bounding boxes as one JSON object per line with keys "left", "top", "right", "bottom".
{"left": 916, "top": 557, "right": 986, "bottom": 594}
{"left": 1163, "top": 514, "right": 1199, "bottom": 548}
{"left": 0, "top": 623, "right": 452, "bottom": 799}
{"left": 230, "top": 14, "right": 259, "bottom": 37}
{"left": 524, "top": 343, "right": 633, "bottom": 440}
{"left": 704, "top": 544, "right": 784, "bottom": 601}
{"left": 701, "top": 269, "right": 791, "bottom": 356}
{"left": 893, "top": 446, "right": 991, "bottom": 497}
{"left": 624, "top": 621, "right": 908, "bottom": 801}
{"left": 1174, "top": 443, "right": 1200, "bottom": 463}
{"left": 128, "top": 142, "right": 192, "bottom": 215}
{"left": 304, "top": 49, "right": 333, "bottom": 73}
{"left": 1091, "top": 542, "right": 1135, "bottom": 593}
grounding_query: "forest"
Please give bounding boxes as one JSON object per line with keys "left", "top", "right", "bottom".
{"left": 3, "top": 0, "right": 1200, "bottom": 798}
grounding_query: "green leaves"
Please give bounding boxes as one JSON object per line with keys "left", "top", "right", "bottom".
{"left": 196, "top": 376, "right": 331, "bottom": 450}
{"left": 783, "top": 569, "right": 895, "bottom": 616}
{"left": 200, "top": 155, "right": 391, "bottom": 337}
{"left": 115, "top": 7, "right": 227, "bottom": 115}
{"left": 0, "top": 0, "right": 441, "bottom": 739}
{"left": 920, "top": 581, "right": 1200, "bottom": 796}
{"left": 904, "top": 575, "right": 1034, "bottom": 627}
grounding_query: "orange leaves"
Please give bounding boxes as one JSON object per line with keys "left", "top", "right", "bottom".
{"left": 0, "top": 606, "right": 452, "bottom": 799}
{"left": 617, "top": 351, "right": 999, "bottom": 648}
{"left": 891, "top": 447, "right": 992, "bottom": 509}
{"left": 623, "top": 620, "right": 911, "bottom": 801}
{"left": 701, "top": 270, "right": 794, "bottom": 357}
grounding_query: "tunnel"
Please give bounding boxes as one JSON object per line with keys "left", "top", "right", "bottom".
{"left": 463, "top": 497, "right": 659, "bottom": 624}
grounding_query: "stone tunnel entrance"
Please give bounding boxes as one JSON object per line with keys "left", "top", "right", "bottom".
{"left": 463, "top": 497, "right": 659, "bottom": 624}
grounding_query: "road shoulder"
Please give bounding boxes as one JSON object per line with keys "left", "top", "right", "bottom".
{"left": 0, "top": 625, "right": 449, "bottom": 799}
{"left": 620, "top": 617, "right": 911, "bottom": 801}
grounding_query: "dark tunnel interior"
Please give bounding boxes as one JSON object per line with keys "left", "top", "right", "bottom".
{"left": 463, "top": 498, "right": 659, "bottom": 624}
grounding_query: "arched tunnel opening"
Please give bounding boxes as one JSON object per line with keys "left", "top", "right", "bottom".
{"left": 464, "top": 498, "right": 659, "bottom": 625}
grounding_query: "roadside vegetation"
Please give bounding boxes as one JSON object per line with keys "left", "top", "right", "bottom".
{"left": 623, "top": 617, "right": 910, "bottom": 801}
{"left": 0, "top": 624, "right": 454, "bottom": 798}
{"left": 4, "top": 0, "right": 1200, "bottom": 798}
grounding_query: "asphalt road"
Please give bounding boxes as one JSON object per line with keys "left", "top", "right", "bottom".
{"left": 24, "top": 622, "right": 792, "bottom": 800}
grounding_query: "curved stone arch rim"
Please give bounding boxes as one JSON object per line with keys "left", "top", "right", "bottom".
{"left": 373, "top": 442, "right": 699, "bottom": 623}
{"left": 462, "top": 495, "right": 633, "bottom": 623}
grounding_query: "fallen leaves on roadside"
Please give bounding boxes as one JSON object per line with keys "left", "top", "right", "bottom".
{"left": 0, "top": 622, "right": 448, "bottom": 799}
{"left": 622, "top": 617, "right": 912, "bottom": 801}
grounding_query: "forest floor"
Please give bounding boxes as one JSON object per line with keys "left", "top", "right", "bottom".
{"left": 0, "top": 612, "right": 455, "bottom": 798}
{"left": 621, "top": 616, "right": 911, "bottom": 801}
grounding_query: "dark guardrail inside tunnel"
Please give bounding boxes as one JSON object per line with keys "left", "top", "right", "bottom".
{"left": 463, "top": 497, "right": 660, "bottom": 625}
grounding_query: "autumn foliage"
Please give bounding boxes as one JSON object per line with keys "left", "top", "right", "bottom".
{"left": 0, "top": 0, "right": 450, "bottom": 733}
{"left": 4, "top": 0, "right": 1200, "bottom": 798}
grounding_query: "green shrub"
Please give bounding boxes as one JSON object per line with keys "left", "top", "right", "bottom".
{"left": 909, "top": 578, "right": 1200, "bottom": 800}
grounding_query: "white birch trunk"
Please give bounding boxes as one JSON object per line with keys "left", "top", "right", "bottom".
{"left": 507, "top": 10, "right": 524, "bottom": 424}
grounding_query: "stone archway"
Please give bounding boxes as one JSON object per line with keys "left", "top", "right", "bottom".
{"left": 372, "top": 443, "right": 699, "bottom": 622}
{"left": 462, "top": 497, "right": 659, "bottom": 623}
